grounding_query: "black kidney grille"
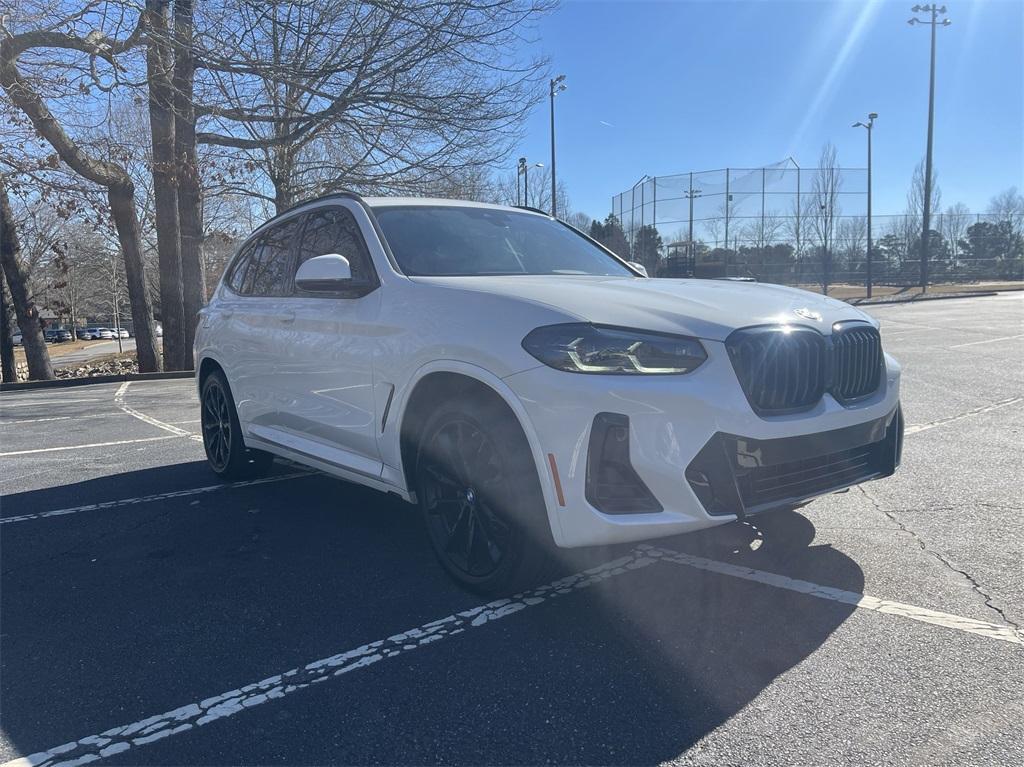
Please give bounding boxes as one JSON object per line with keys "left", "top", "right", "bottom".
{"left": 831, "top": 324, "right": 883, "bottom": 402}
{"left": 727, "top": 328, "right": 827, "bottom": 414}
{"left": 727, "top": 323, "right": 883, "bottom": 414}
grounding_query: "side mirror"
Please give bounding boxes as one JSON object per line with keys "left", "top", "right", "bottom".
{"left": 627, "top": 261, "right": 649, "bottom": 277}
{"left": 295, "top": 254, "right": 352, "bottom": 292}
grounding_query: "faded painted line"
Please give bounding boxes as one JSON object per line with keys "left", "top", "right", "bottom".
{"left": 0, "top": 413, "right": 127, "bottom": 426}
{"left": 905, "top": 396, "right": 1024, "bottom": 436}
{"left": 0, "top": 398, "right": 105, "bottom": 409}
{"left": 949, "top": 333, "right": 1024, "bottom": 348}
{"left": 648, "top": 546, "right": 1023, "bottom": 645}
{"left": 114, "top": 382, "right": 202, "bottom": 442}
{"left": 0, "top": 472, "right": 311, "bottom": 526}
{"left": 3, "top": 550, "right": 659, "bottom": 767}
{"left": 0, "top": 436, "right": 177, "bottom": 457}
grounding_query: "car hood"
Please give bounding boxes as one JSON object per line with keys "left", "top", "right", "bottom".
{"left": 411, "top": 275, "right": 875, "bottom": 341}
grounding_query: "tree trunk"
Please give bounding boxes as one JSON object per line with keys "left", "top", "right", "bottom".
{"left": 174, "top": 0, "right": 204, "bottom": 369}
{"left": 108, "top": 183, "right": 162, "bottom": 372}
{"left": 0, "top": 271, "right": 17, "bottom": 383}
{"left": 0, "top": 176, "right": 54, "bottom": 380}
{"left": 147, "top": 0, "right": 185, "bottom": 370}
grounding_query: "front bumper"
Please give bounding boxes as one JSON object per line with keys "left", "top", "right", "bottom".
{"left": 503, "top": 339, "right": 902, "bottom": 548}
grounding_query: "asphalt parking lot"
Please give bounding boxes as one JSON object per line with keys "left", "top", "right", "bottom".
{"left": 1, "top": 292, "right": 1022, "bottom": 766}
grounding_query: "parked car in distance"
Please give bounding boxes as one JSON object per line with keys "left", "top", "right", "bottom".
{"left": 76, "top": 329, "right": 92, "bottom": 340}
{"left": 44, "top": 329, "right": 73, "bottom": 343}
{"left": 155, "top": 324, "right": 163, "bottom": 337}
{"left": 195, "top": 194, "right": 903, "bottom": 595}
{"left": 95, "top": 328, "right": 115, "bottom": 340}
{"left": 116, "top": 328, "right": 130, "bottom": 338}
{"left": 12, "top": 332, "right": 22, "bottom": 345}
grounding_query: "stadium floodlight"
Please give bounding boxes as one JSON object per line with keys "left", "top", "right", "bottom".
{"left": 906, "top": 3, "right": 951, "bottom": 293}
{"left": 549, "top": 75, "right": 567, "bottom": 218}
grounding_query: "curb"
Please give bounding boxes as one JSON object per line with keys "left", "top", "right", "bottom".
{"left": 848, "top": 290, "right": 1001, "bottom": 306}
{"left": 1, "top": 371, "right": 194, "bottom": 392}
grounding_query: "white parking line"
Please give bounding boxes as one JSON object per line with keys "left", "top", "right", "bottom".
{"left": 949, "top": 333, "right": 1024, "bottom": 348}
{"left": 0, "top": 436, "right": 178, "bottom": 457}
{"left": 0, "top": 473, "right": 310, "bottom": 525}
{"left": 114, "top": 382, "right": 202, "bottom": 442}
{"left": 5, "top": 543, "right": 1020, "bottom": 767}
{"left": 0, "top": 398, "right": 105, "bottom": 409}
{"left": 647, "top": 546, "right": 1023, "bottom": 645}
{"left": 1, "top": 549, "right": 659, "bottom": 767}
{"left": 0, "top": 413, "right": 127, "bottom": 426}
{"left": 905, "top": 396, "right": 1023, "bottom": 435}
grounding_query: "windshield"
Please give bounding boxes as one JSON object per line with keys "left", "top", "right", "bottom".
{"left": 372, "top": 205, "right": 634, "bottom": 277}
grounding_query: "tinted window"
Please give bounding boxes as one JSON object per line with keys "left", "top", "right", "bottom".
{"left": 243, "top": 218, "right": 301, "bottom": 296}
{"left": 372, "top": 206, "right": 633, "bottom": 277}
{"left": 296, "top": 207, "right": 373, "bottom": 286}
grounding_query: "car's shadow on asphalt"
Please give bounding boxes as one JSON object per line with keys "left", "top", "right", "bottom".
{"left": 1, "top": 463, "right": 863, "bottom": 765}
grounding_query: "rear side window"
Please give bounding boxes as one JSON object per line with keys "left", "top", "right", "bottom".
{"left": 242, "top": 217, "right": 302, "bottom": 296}
{"left": 226, "top": 242, "right": 254, "bottom": 293}
{"left": 295, "top": 207, "right": 374, "bottom": 287}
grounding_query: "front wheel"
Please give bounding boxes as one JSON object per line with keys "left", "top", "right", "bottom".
{"left": 415, "top": 398, "right": 553, "bottom": 595}
{"left": 200, "top": 370, "right": 273, "bottom": 480}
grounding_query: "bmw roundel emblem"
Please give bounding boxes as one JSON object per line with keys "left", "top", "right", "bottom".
{"left": 794, "top": 307, "right": 823, "bottom": 322}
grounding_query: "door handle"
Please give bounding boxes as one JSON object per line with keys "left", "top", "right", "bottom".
{"left": 277, "top": 309, "right": 296, "bottom": 324}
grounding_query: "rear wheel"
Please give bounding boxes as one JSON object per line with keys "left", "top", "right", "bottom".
{"left": 200, "top": 370, "right": 273, "bottom": 480}
{"left": 415, "top": 398, "right": 553, "bottom": 595}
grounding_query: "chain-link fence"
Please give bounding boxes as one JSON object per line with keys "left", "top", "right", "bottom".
{"left": 610, "top": 160, "right": 1024, "bottom": 291}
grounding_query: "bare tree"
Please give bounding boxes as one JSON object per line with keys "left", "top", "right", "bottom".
{"left": 1, "top": 271, "right": 17, "bottom": 382}
{"left": 837, "top": 215, "right": 867, "bottom": 280}
{"left": 940, "top": 202, "right": 972, "bottom": 269}
{"left": 191, "top": 1, "right": 554, "bottom": 212}
{"left": 907, "top": 158, "right": 942, "bottom": 228}
{"left": 0, "top": 9, "right": 161, "bottom": 371}
{"left": 987, "top": 187, "right": 1024, "bottom": 238}
{"left": 172, "top": 0, "right": 204, "bottom": 367}
{"left": 145, "top": 0, "right": 186, "bottom": 369}
{"left": 0, "top": 173, "right": 53, "bottom": 380}
{"left": 810, "top": 142, "right": 842, "bottom": 293}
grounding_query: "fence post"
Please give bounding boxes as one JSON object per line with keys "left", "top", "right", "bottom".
{"left": 652, "top": 177, "right": 657, "bottom": 266}
{"left": 724, "top": 168, "right": 731, "bottom": 277}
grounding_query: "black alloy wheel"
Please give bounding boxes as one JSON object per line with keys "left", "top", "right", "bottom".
{"left": 200, "top": 370, "right": 273, "bottom": 480}
{"left": 202, "top": 377, "right": 233, "bottom": 472}
{"left": 415, "top": 398, "right": 553, "bottom": 595}
{"left": 418, "top": 417, "right": 513, "bottom": 579}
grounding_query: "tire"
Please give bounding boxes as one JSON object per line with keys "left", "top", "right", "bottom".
{"left": 414, "top": 397, "right": 554, "bottom": 596}
{"left": 200, "top": 370, "right": 273, "bottom": 481}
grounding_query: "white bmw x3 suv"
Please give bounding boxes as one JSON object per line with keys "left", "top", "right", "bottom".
{"left": 195, "top": 194, "right": 903, "bottom": 593}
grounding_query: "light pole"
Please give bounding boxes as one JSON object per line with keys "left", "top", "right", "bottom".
{"left": 908, "top": 4, "right": 950, "bottom": 294}
{"left": 517, "top": 158, "right": 543, "bottom": 208}
{"left": 853, "top": 112, "right": 878, "bottom": 298}
{"left": 516, "top": 157, "right": 526, "bottom": 206}
{"left": 549, "top": 74, "right": 566, "bottom": 218}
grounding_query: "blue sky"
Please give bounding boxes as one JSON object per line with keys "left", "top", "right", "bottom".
{"left": 515, "top": 0, "right": 1023, "bottom": 222}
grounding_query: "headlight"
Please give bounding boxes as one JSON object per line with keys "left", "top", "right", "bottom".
{"left": 522, "top": 324, "right": 707, "bottom": 375}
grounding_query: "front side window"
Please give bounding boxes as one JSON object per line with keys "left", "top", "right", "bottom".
{"left": 242, "top": 217, "right": 301, "bottom": 297}
{"left": 295, "top": 207, "right": 374, "bottom": 288}
{"left": 372, "top": 205, "right": 634, "bottom": 277}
